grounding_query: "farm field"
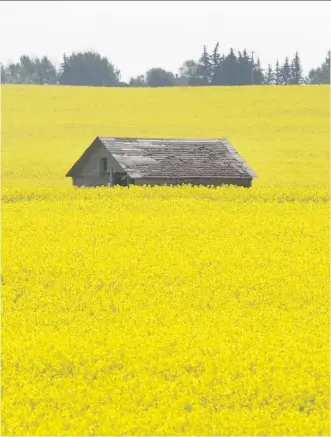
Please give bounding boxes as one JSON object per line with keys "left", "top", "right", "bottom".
{"left": 1, "top": 84, "right": 330, "bottom": 436}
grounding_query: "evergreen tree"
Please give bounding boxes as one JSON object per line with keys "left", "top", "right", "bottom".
{"left": 275, "top": 59, "right": 282, "bottom": 85}
{"left": 250, "top": 51, "right": 255, "bottom": 85}
{"left": 211, "top": 43, "right": 222, "bottom": 85}
{"left": 222, "top": 48, "right": 238, "bottom": 85}
{"left": 290, "top": 52, "right": 303, "bottom": 84}
{"left": 253, "top": 57, "right": 264, "bottom": 85}
{"left": 281, "top": 57, "right": 291, "bottom": 85}
{"left": 265, "top": 64, "right": 275, "bottom": 85}
{"left": 237, "top": 51, "right": 243, "bottom": 84}
{"left": 307, "top": 51, "right": 330, "bottom": 84}
{"left": 290, "top": 60, "right": 295, "bottom": 84}
{"left": 237, "top": 49, "right": 251, "bottom": 85}
{"left": 1, "top": 63, "right": 7, "bottom": 83}
{"left": 198, "top": 45, "right": 212, "bottom": 84}
{"left": 323, "top": 50, "right": 331, "bottom": 82}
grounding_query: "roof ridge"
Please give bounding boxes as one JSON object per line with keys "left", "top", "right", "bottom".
{"left": 99, "top": 136, "right": 226, "bottom": 142}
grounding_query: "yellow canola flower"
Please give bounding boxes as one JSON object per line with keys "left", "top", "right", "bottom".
{"left": 1, "top": 84, "right": 330, "bottom": 436}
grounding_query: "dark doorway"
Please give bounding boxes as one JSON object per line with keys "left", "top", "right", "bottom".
{"left": 100, "top": 157, "right": 108, "bottom": 174}
{"left": 113, "top": 172, "right": 133, "bottom": 186}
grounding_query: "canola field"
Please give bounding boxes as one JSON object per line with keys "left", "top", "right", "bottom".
{"left": 1, "top": 84, "right": 330, "bottom": 436}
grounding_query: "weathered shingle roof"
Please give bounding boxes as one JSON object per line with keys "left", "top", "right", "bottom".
{"left": 66, "top": 136, "right": 257, "bottom": 179}
{"left": 100, "top": 137, "right": 256, "bottom": 179}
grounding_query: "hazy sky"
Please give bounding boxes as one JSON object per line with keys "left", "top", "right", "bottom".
{"left": 0, "top": 1, "right": 330, "bottom": 81}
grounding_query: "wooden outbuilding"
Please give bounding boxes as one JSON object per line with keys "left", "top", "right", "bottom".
{"left": 66, "top": 136, "right": 257, "bottom": 187}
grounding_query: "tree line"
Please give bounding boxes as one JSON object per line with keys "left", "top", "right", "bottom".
{"left": 1, "top": 46, "right": 330, "bottom": 87}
